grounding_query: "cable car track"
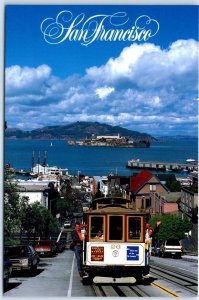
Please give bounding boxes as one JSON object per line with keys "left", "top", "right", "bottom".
{"left": 151, "top": 261, "right": 197, "bottom": 282}
{"left": 92, "top": 281, "right": 183, "bottom": 297}
{"left": 92, "top": 283, "right": 151, "bottom": 297}
{"left": 91, "top": 268, "right": 198, "bottom": 298}
{"left": 150, "top": 264, "right": 198, "bottom": 295}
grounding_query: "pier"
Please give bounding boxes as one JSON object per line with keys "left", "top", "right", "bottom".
{"left": 126, "top": 159, "right": 198, "bottom": 172}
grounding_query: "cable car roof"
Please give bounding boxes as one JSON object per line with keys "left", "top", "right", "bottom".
{"left": 84, "top": 197, "right": 149, "bottom": 216}
{"left": 84, "top": 206, "right": 148, "bottom": 215}
{"left": 91, "top": 197, "right": 130, "bottom": 208}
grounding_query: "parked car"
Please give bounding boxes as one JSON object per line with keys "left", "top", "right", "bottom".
{"left": 34, "top": 240, "right": 56, "bottom": 257}
{"left": 159, "top": 239, "right": 182, "bottom": 258}
{"left": 4, "top": 258, "right": 12, "bottom": 289}
{"left": 5, "top": 245, "right": 40, "bottom": 273}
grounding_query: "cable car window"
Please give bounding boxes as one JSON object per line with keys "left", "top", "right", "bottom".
{"left": 109, "top": 216, "right": 123, "bottom": 241}
{"left": 128, "top": 217, "right": 141, "bottom": 240}
{"left": 90, "top": 216, "right": 104, "bottom": 240}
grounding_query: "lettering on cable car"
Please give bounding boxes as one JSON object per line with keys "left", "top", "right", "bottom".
{"left": 111, "top": 244, "right": 121, "bottom": 249}
{"left": 127, "top": 246, "right": 139, "bottom": 261}
{"left": 91, "top": 246, "right": 104, "bottom": 261}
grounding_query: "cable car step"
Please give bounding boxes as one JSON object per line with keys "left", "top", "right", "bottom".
{"left": 93, "top": 276, "right": 136, "bottom": 284}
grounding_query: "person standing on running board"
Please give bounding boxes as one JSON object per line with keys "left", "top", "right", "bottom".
{"left": 71, "top": 222, "right": 87, "bottom": 278}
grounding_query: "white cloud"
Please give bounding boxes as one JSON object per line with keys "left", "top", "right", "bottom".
{"left": 86, "top": 39, "right": 198, "bottom": 90}
{"left": 5, "top": 39, "right": 198, "bottom": 135}
{"left": 95, "top": 86, "right": 115, "bottom": 99}
{"left": 6, "top": 64, "right": 52, "bottom": 97}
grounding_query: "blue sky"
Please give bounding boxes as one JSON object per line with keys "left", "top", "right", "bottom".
{"left": 5, "top": 5, "right": 198, "bottom": 136}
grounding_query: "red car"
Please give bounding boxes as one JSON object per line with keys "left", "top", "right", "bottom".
{"left": 35, "top": 240, "right": 56, "bottom": 257}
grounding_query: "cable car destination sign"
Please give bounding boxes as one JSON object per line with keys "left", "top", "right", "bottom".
{"left": 40, "top": 10, "right": 160, "bottom": 46}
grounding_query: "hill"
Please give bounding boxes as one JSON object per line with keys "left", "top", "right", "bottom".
{"left": 5, "top": 121, "right": 155, "bottom": 141}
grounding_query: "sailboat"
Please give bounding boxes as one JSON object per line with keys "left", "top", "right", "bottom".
{"left": 50, "top": 142, "right": 53, "bottom": 147}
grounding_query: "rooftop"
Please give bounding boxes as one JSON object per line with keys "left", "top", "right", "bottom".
{"left": 159, "top": 192, "right": 181, "bottom": 202}
{"left": 130, "top": 170, "right": 153, "bottom": 193}
{"left": 17, "top": 185, "right": 50, "bottom": 192}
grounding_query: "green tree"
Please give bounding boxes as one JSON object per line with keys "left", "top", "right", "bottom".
{"left": 149, "top": 214, "right": 192, "bottom": 240}
{"left": 4, "top": 170, "right": 59, "bottom": 243}
{"left": 40, "top": 207, "right": 59, "bottom": 237}
{"left": 20, "top": 201, "right": 42, "bottom": 241}
{"left": 58, "top": 188, "right": 82, "bottom": 216}
{"left": 68, "top": 189, "right": 83, "bottom": 213}
{"left": 56, "top": 197, "right": 70, "bottom": 217}
{"left": 26, "top": 201, "right": 59, "bottom": 238}
{"left": 165, "top": 175, "right": 181, "bottom": 192}
{"left": 18, "top": 196, "right": 30, "bottom": 241}
{"left": 4, "top": 170, "right": 21, "bottom": 238}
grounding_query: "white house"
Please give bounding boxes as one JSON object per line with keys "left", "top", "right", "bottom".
{"left": 18, "top": 184, "right": 50, "bottom": 208}
{"left": 17, "top": 180, "right": 57, "bottom": 209}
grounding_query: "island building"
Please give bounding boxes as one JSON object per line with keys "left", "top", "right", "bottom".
{"left": 68, "top": 133, "right": 150, "bottom": 147}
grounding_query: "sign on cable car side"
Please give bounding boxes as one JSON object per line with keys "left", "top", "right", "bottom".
{"left": 91, "top": 247, "right": 104, "bottom": 261}
{"left": 127, "top": 246, "right": 139, "bottom": 261}
{"left": 87, "top": 243, "right": 145, "bottom": 265}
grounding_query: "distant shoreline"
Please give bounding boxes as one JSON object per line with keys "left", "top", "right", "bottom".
{"left": 5, "top": 137, "right": 198, "bottom": 142}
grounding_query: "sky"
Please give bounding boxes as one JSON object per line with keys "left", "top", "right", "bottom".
{"left": 5, "top": 5, "right": 199, "bottom": 136}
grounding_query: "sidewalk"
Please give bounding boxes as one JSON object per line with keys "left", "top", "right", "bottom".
{"left": 182, "top": 254, "right": 198, "bottom": 262}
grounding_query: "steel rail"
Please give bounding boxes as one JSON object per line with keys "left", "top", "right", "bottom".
{"left": 150, "top": 265, "right": 198, "bottom": 295}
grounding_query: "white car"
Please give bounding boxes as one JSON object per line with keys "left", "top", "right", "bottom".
{"left": 159, "top": 239, "right": 182, "bottom": 258}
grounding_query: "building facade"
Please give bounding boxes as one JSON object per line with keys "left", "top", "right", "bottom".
{"left": 130, "top": 170, "right": 170, "bottom": 211}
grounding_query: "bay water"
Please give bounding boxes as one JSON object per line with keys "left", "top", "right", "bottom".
{"left": 4, "top": 139, "right": 198, "bottom": 177}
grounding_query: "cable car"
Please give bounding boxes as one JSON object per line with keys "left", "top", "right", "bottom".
{"left": 82, "top": 197, "right": 152, "bottom": 284}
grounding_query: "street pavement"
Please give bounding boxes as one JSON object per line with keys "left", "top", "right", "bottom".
{"left": 182, "top": 254, "right": 198, "bottom": 262}
{"left": 4, "top": 250, "right": 198, "bottom": 298}
{"left": 4, "top": 249, "right": 95, "bottom": 298}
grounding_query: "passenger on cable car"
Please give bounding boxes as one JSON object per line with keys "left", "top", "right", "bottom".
{"left": 95, "top": 230, "right": 103, "bottom": 239}
{"left": 129, "top": 231, "right": 133, "bottom": 239}
{"left": 71, "top": 222, "right": 88, "bottom": 278}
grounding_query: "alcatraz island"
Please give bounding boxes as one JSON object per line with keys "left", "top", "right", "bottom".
{"left": 5, "top": 121, "right": 155, "bottom": 147}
